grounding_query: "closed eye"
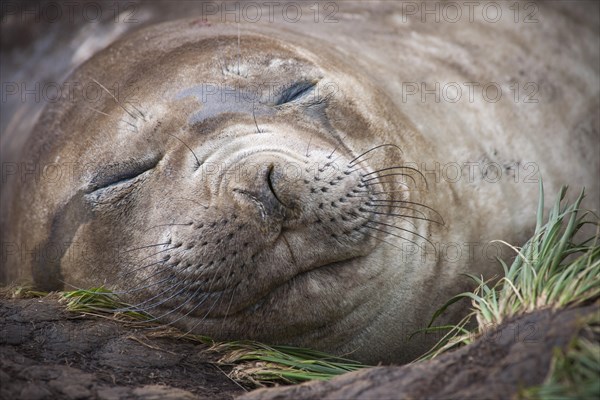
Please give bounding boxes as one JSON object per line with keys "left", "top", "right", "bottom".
{"left": 87, "top": 156, "right": 161, "bottom": 193}
{"left": 276, "top": 81, "right": 318, "bottom": 105}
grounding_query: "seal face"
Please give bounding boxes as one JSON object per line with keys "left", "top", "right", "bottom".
{"left": 3, "top": 22, "right": 439, "bottom": 363}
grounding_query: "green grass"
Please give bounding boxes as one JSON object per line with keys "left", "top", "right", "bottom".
{"left": 211, "top": 342, "right": 366, "bottom": 386}
{"left": 419, "top": 184, "right": 599, "bottom": 398}
{"left": 61, "top": 287, "right": 153, "bottom": 322}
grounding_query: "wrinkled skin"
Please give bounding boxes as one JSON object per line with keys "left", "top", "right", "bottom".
{"left": 1, "top": 1, "right": 598, "bottom": 364}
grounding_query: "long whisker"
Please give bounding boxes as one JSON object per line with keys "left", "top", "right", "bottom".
{"left": 346, "top": 191, "right": 371, "bottom": 197}
{"left": 85, "top": 106, "right": 110, "bottom": 117}
{"left": 110, "top": 274, "right": 175, "bottom": 296}
{"left": 361, "top": 230, "right": 402, "bottom": 249}
{"left": 306, "top": 135, "right": 313, "bottom": 157}
{"left": 183, "top": 291, "right": 225, "bottom": 335}
{"left": 347, "top": 155, "right": 374, "bottom": 169}
{"left": 142, "top": 285, "right": 209, "bottom": 326}
{"left": 344, "top": 167, "right": 365, "bottom": 175}
{"left": 154, "top": 288, "right": 217, "bottom": 333}
{"left": 368, "top": 210, "right": 444, "bottom": 225}
{"left": 363, "top": 166, "right": 429, "bottom": 189}
{"left": 363, "top": 165, "right": 426, "bottom": 178}
{"left": 348, "top": 144, "right": 403, "bottom": 166}
{"left": 166, "top": 133, "right": 201, "bottom": 167}
{"left": 223, "top": 282, "right": 238, "bottom": 319}
{"left": 125, "top": 100, "right": 146, "bottom": 119}
{"left": 328, "top": 135, "right": 347, "bottom": 159}
{"left": 347, "top": 204, "right": 419, "bottom": 230}
{"left": 187, "top": 259, "right": 242, "bottom": 331}
{"left": 219, "top": 271, "right": 240, "bottom": 330}
{"left": 366, "top": 220, "right": 435, "bottom": 249}
{"left": 252, "top": 103, "right": 262, "bottom": 133}
{"left": 367, "top": 203, "right": 428, "bottom": 219}
{"left": 122, "top": 242, "right": 172, "bottom": 253}
{"left": 115, "top": 280, "right": 189, "bottom": 314}
{"left": 359, "top": 180, "right": 413, "bottom": 190}
{"left": 368, "top": 199, "right": 445, "bottom": 225}
{"left": 362, "top": 172, "right": 418, "bottom": 187}
{"left": 118, "top": 258, "right": 171, "bottom": 279}
{"left": 91, "top": 78, "right": 138, "bottom": 121}
{"left": 364, "top": 224, "right": 423, "bottom": 248}
{"left": 165, "top": 256, "right": 236, "bottom": 333}
{"left": 370, "top": 189, "right": 410, "bottom": 195}
{"left": 136, "top": 245, "right": 180, "bottom": 264}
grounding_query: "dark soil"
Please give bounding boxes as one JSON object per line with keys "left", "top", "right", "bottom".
{"left": 0, "top": 295, "right": 245, "bottom": 400}
{"left": 1, "top": 293, "right": 597, "bottom": 400}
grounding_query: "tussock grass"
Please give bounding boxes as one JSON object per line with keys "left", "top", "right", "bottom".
{"left": 421, "top": 185, "right": 599, "bottom": 358}
{"left": 213, "top": 342, "right": 365, "bottom": 386}
{"left": 61, "top": 287, "right": 153, "bottom": 322}
{"left": 421, "top": 184, "right": 599, "bottom": 398}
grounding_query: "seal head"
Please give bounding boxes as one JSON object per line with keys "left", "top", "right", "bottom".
{"left": 3, "top": 22, "right": 440, "bottom": 363}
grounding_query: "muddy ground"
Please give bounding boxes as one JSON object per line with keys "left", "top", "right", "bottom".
{"left": 1, "top": 294, "right": 597, "bottom": 400}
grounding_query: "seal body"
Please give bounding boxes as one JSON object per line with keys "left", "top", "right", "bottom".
{"left": 1, "top": 1, "right": 598, "bottom": 364}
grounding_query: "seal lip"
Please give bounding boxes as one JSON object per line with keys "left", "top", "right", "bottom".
{"left": 228, "top": 254, "right": 365, "bottom": 318}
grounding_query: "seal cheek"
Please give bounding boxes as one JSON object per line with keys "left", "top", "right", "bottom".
{"left": 33, "top": 191, "right": 91, "bottom": 291}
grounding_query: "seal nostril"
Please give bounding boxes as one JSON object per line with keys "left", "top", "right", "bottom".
{"left": 266, "top": 164, "right": 287, "bottom": 207}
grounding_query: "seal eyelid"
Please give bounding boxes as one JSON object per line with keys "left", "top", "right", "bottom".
{"left": 276, "top": 81, "right": 318, "bottom": 105}
{"left": 87, "top": 156, "right": 161, "bottom": 193}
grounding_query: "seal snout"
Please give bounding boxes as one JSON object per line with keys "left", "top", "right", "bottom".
{"left": 230, "top": 161, "right": 290, "bottom": 222}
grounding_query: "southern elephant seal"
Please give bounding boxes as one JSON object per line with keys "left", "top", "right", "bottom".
{"left": 1, "top": 1, "right": 598, "bottom": 364}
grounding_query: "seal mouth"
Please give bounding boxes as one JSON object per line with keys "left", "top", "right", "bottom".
{"left": 232, "top": 253, "right": 364, "bottom": 317}
{"left": 289, "top": 255, "right": 363, "bottom": 284}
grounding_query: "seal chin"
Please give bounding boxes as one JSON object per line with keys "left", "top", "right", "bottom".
{"left": 159, "top": 250, "right": 383, "bottom": 344}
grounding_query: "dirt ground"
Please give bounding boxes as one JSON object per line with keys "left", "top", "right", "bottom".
{"left": 1, "top": 294, "right": 597, "bottom": 400}
{"left": 0, "top": 295, "right": 245, "bottom": 399}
